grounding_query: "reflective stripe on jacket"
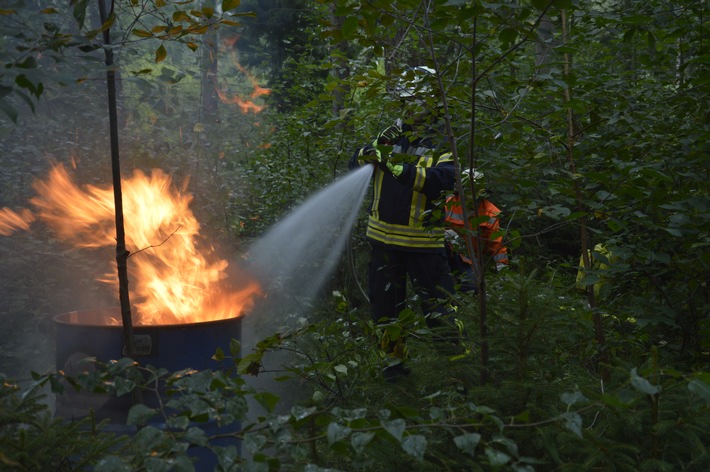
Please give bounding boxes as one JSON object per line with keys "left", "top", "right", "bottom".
{"left": 350, "top": 138, "right": 455, "bottom": 252}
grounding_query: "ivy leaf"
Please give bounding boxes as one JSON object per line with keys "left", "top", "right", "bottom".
{"left": 402, "top": 435, "right": 426, "bottom": 461}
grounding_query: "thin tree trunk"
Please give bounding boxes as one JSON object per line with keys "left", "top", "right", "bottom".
{"left": 200, "top": 23, "right": 219, "bottom": 121}
{"left": 560, "top": 10, "right": 608, "bottom": 382}
{"left": 467, "top": 16, "right": 490, "bottom": 386}
{"left": 98, "top": 0, "right": 135, "bottom": 360}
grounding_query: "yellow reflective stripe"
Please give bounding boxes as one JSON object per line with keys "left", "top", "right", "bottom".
{"left": 367, "top": 217, "right": 444, "bottom": 248}
{"left": 410, "top": 155, "right": 432, "bottom": 225}
{"left": 438, "top": 152, "right": 453, "bottom": 163}
{"left": 366, "top": 230, "right": 445, "bottom": 248}
{"left": 410, "top": 190, "right": 426, "bottom": 225}
{"left": 372, "top": 168, "right": 383, "bottom": 220}
{"left": 368, "top": 217, "right": 443, "bottom": 237}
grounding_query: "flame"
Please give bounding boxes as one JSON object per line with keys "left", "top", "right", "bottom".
{"left": 2, "top": 163, "right": 261, "bottom": 325}
{"left": 215, "top": 36, "right": 271, "bottom": 114}
{"left": 0, "top": 207, "right": 35, "bottom": 235}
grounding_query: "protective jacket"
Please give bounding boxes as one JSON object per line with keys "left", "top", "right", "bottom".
{"left": 349, "top": 123, "right": 455, "bottom": 253}
{"left": 445, "top": 195, "right": 509, "bottom": 269}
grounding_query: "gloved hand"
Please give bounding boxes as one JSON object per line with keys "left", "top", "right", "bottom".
{"left": 496, "top": 263, "right": 508, "bottom": 272}
{"left": 376, "top": 124, "right": 402, "bottom": 145}
{"left": 386, "top": 161, "right": 404, "bottom": 177}
{"left": 357, "top": 146, "right": 381, "bottom": 164}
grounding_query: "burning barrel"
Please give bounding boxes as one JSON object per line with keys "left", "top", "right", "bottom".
{"left": 54, "top": 307, "right": 241, "bottom": 421}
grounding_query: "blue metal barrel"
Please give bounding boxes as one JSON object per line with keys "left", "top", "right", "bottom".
{"left": 54, "top": 308, "right": 242, "bottom": 468}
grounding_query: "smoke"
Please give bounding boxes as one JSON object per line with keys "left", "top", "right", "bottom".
{"left": 238, "top": 165, "right": 372, "bottom": 416}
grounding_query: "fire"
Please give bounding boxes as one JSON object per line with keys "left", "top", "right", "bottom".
{"left": 0, "top": 207, "right": 35, "bottom": 235}
{"left": 0, "top": 163, "right": 261, "bottom": 325}
{"left": 215, "top": 35, "right": 271, "bottom": 114}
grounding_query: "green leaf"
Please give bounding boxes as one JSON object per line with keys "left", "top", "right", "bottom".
{"left": 341, "top": 16, "right": 358, "bottom": 39}
{"left": 213, "top": 347, "right": 225, "bottom": 362}
{"left": 222, "top": 0, "right": 241, "bottom": 12}
{"left": 132, "top": 29, "right": 153, "bottom": 38}
{"left": 230, "top": 338, "right": 241, "bottom": 357}
{"left": 688, "top": 377, "right": 710, "bottom": 403}
{"left": 486, "top": 447, "right": 511, "bottom": 466}
{"left": 113, "top": 377, "right": 136, "bottom": 396}
{"left": 72, "top": 0, "right": 90, "bottom": 28}
{"left": 16, "top": 57, "right": 38, "bottom": 69}
{"left": 351, "top": 432, "right": 375, "bottom": 455}
{"left": 326, "top": 422, "right": 351, "bottom": 445}
{"left": 0, "top": 99, "right": 17, "bottom": 123}
{"left": 454, "top": 433, "right": 481, "bottom": 456}
{"left": 155, "top": 44, "right": 167, "bottom": 63}
{"left": 127, "top": 404, "right": 158, "bottom": 426}
{"left": 630, "top": 368, "right": 661, "bottom": 395}
{"left": 253, "top": 391, "right": 279, "bottom": 413}
{"left": 238, "top": 352, "right": 263, "bottom": 375}
{"left": 402, "top": 435, "right": 426, "bottom": 461}
{"left": 662, "top": 227, "right": 683, "bottom": 237}
{"left": 173, "top": 11, "right": 192, "bottom": 23}
{"left": 560, "top": 411, "right": 583, "bottom": 437}
{"left": 185, "top": 426, "right": 209, "bottom": 446}
{"left": 382, "top": 418, "right": 406, "bottom": 442}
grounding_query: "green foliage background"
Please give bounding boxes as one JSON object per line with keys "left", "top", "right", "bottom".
{"left": 0, "top": 0, "right": 708, "bottom": 471}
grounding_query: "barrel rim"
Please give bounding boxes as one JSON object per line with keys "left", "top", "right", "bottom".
{"left": 53, "top": 308, "right": 243, "bottom": 329}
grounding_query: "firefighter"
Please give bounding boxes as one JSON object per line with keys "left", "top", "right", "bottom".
{"left": 349, "top": 66, "right": 461, "bottom": 381}
{"left": 444, "top": 169, "right": 509, "bottom": 293}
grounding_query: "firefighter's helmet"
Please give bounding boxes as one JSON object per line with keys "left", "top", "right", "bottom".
{"left": 393, "top": 66, "right": 436, "bottom": 100}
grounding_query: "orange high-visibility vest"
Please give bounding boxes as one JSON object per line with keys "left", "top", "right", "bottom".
{"left": 445, "top": 195, "right": 509, "bottom": 268}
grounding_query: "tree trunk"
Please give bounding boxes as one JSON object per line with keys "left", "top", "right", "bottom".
{"left": 200, "top": 22, "right": 220, "bottom": 122}
{"left": 560, "top": 9, "right": 609, "bottom": 383}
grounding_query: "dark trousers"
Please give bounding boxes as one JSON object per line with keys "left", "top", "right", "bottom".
{"left": 368, "top": 244, "right": 455, "bottom": 326}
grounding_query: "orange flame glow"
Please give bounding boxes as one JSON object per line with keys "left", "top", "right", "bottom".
{"left": 0, "top": 207, "right": 35, "bottom": 235}
{"left": 2, "top": 163, "right": 261, "bottom": 325}
{"left": 215, "top": 36, "right": 271, "bottom": 114}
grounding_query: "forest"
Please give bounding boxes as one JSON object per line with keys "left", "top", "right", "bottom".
{"left": 0, "top": 0, "right": 708, "bottom": 471}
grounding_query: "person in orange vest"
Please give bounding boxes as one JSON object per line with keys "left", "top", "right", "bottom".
{"left": 445, "top": 169, "right": 509, "bottom": 293}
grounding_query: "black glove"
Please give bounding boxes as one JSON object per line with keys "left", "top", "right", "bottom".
{"left": 357, "top": 145, "right": 381, "bottom": 164}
